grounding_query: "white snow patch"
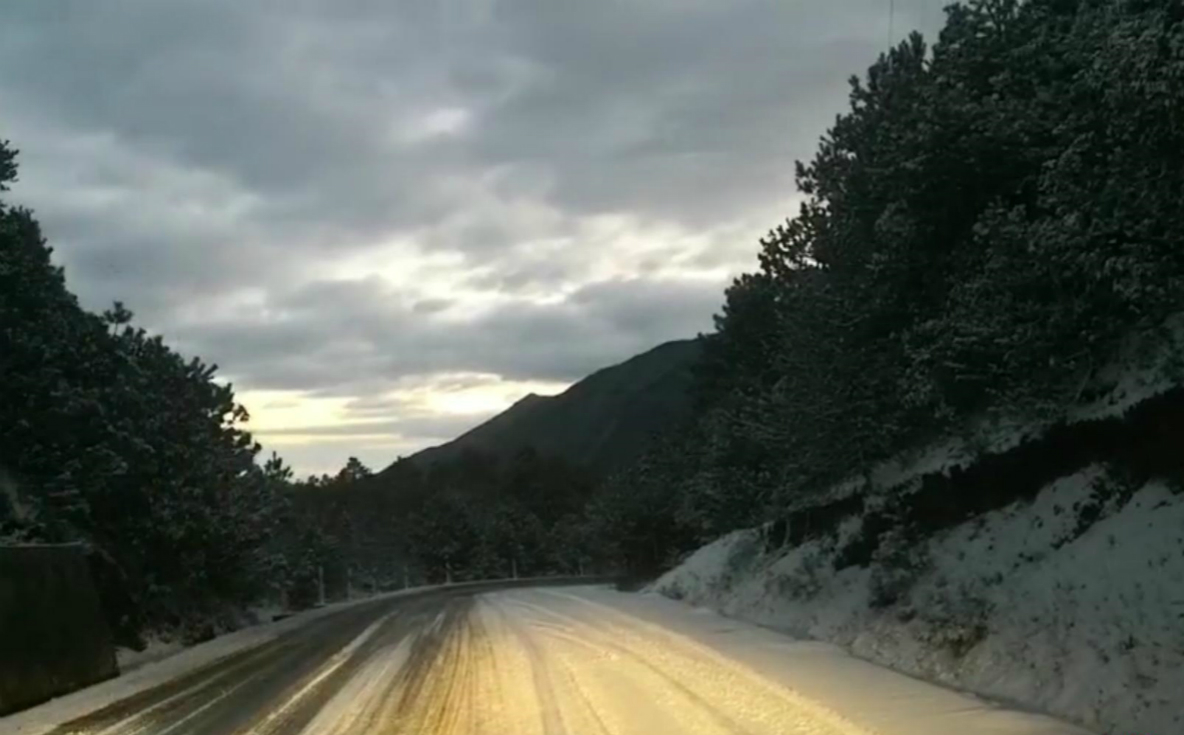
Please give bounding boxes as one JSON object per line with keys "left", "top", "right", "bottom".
{"left": 1070, "top": 313, "right": 1184, "bottom": 422}
{"left": 247, "top": 602, "right": 286, "bottom": 625}
{"left": 810, "top": 317, "right": 1184, "bottom": 507}
{"left": 807, "top": 418, "right": 1039, "bottom": 512}
{"left": 114, "top": 637, "right": 185, "bottom": 674}
{"left": 653, "top": 470, "right": 1184, "bottom": 735}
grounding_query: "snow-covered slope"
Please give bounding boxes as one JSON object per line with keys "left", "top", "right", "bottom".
{"left": 652, "top": 466, "right": 1184, "bottom": 735}
{"left": 654, "top": 326, "right": 1184, "bottom": 734}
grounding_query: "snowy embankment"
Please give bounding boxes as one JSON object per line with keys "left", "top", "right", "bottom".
{"left": 651, "top": 359, "right": 1184, "bottom": 735}
{"left": 654, "top": 474, "right": 1183, "bottom": 735}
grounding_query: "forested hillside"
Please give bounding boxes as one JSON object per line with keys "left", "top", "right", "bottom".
{"left": 584, "top": 0, "right": 1184, "bottom": 575}
{"left": 633, "top": 3, "right": 1184, "bottom": 732}
{"left": 288, "top": 341, "right": 702, "bottom": 590}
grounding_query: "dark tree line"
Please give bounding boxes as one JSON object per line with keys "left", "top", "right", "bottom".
{"left": 0, "top": 141, "right": 393, "bottom": 644}
{"left": 306, "top": 449, "right": 601, "bottom": 588}
{"left": 0, "top": 141, "right": 303, "bottom": 644}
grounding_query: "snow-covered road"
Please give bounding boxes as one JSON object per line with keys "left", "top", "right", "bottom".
{"left": 3, "top": 585, "right": 1091, "bottom": 735}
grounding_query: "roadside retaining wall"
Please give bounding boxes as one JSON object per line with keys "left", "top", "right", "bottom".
{"left": 0, "top": 544, "right": 119, "bottom": 716}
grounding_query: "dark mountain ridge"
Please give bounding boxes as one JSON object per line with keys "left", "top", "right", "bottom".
{"left": 383, "top": 338, "right": 701, "bottom": 477}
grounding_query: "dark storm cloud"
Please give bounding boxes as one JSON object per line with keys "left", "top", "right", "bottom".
{"left": 2, "top": 0, "right": 948, "bottom": 262}
{"left": 458, "top": 1, "right": 949, "bottom": 226}
{"left": 1, "top": 1, "right": 450, "bottom": 227}
{"left": 0, "top": 0, "right": 950, "bottom": 469}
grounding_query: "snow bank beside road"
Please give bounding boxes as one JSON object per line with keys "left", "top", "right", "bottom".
{"left": 652, "top": 471, "right": 1184, "bottom": 735}
{"left": 113, "top": 637, "right": 184, "bottom": 674}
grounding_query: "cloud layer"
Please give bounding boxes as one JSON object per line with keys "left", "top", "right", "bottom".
{"left": 1, "top": 0, "right": 948, "bottom": 473}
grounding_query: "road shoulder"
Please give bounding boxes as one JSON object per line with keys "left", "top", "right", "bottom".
{"left": 0, "top": 589, "right": 423, "bottom": 735}
{"left": 531, "top": 586, "right": 1093, "bottom": 735}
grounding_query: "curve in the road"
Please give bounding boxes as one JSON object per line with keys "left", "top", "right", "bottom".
{"left": 40, "top": 586, "right": 892, "bottom": 735}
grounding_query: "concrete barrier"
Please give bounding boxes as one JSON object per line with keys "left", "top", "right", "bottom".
{"left": 0, "top": 544, "right": 119, "bottom": 716}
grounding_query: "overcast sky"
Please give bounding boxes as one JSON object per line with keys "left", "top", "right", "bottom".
{"left": 1, "top": 1, "right": 947, "bottom": 476}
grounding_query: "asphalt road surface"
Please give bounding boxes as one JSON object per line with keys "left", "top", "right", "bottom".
{"left": 41, "top": 585, "right": 871, "bottom": 735}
